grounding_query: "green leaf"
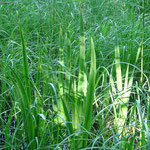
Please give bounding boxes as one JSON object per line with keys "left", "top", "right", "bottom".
{"left": 83, "top": 37, "right": 96, "bottom": 148}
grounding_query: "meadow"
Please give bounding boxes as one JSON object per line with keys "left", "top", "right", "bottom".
{"left": 0, "top": 0, "right": 150, "bottom": 149}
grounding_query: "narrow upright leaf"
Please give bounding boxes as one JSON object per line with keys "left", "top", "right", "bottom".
{"left": 20, "top": 24, "right": 31, "bottom": 102}
{"left": 115, "top": 45, "right": 122, "bottom": 92}
{"left": 83, "top": 37, "right": 96, "bottom": 148}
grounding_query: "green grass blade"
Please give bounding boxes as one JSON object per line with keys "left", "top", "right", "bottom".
{"left": 136, "top": 99, "right": 145, "bottom": 150}
{"left": 20, "top": 24, "right": 31, "bottom": 102}
{"left": 57, "top": 25, "right": 65, "bottom": 123}
{"left": 10, "top": 68, "right": 35, "bottom": 150}
{"left": 36, "top": 38, "right": 43, "bottom": 90}
{"left": 61, "top": 98, "right": 73, "bottom": 135}
{"left": 75, "top": 9, "right": 87, "bottom": 128}
{"left": 124, "top": 64, "right": 129, "bottom": 90}
{"left": 4, "top": 103, "right": 14, "bottom": 149}
{"left": 78, "top": 9, "right": 87, "bottom": 95}
{"left": 61, "top": 97, "right": 75, "bottom": 149}
{"left": 65, "top": 30, "right": 71, "bottom": 91}
{"left": 140, "top": 0, "right": 145, "bottom": 83}
{"left": 83, "top": 37, "right": 96, "bottom": 148}
{"left": 115, "top": 45, "right": 122, "bottom": 92}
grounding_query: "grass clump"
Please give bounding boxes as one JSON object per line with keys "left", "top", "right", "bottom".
{"left": 0, "top": 0, "right": 150, "bottom": 149}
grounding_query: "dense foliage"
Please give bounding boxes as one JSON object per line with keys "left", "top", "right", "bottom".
{"left": 0, "top": 0, "right": 150, "bottom": 149}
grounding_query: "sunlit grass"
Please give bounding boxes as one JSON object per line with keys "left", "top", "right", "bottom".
{"left": 0, "top": 0, "right": 150, "bottom": 149}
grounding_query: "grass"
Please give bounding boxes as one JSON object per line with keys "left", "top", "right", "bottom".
{"left": 0, "top": 0, "right": 150, "bottom": 149}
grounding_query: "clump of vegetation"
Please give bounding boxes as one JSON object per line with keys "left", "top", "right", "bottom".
{"left": 0, "top": 0, "right": 150, "bottom": 149}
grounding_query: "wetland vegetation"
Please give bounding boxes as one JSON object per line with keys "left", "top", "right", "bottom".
{"left": 0, "top": 0, "right": 150, "bottom": 149}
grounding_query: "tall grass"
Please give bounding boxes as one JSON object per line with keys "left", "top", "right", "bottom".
{"left": 0, "top": 0, "right": 150, "bottom": 149}
{"left": 83, "top": 37, "right": 96, "bottom": 148}
{"left": 10, "top": 25, "right": 36, "bottom": 149}
{"left": 110, "top": 45, "right": 141, "bottom": 134}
